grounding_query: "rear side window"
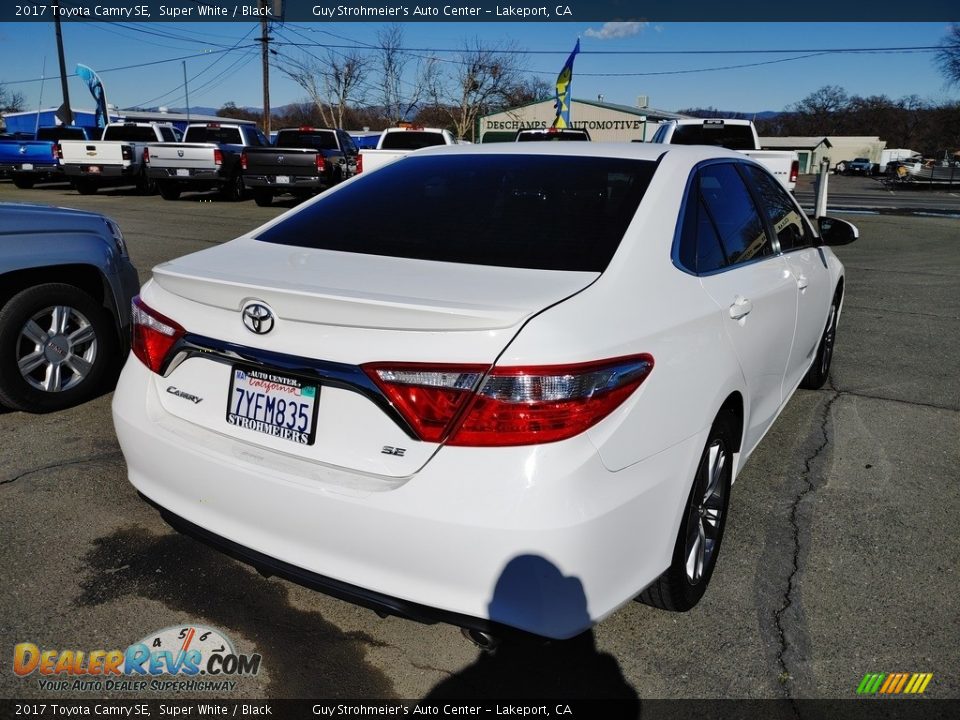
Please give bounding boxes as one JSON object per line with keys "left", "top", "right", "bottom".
{"left": 677, "top": 163, "right": 773, "bottom": 273}
{"left": 379, "top": 131, "right": 448, "bottom": 150}
{"left": 257, "top": 154, "right": 657, "bottom": 272}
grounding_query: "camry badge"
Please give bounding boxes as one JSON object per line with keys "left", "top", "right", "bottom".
{"left": 242, "top": 303, "right": 274, "bottom": 335}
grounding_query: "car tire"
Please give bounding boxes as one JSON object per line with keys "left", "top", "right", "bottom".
{"left": 0, "top": 283, "right": 117, "bottom": 413}
{"left": 11, "top": 174, "right": 35, "bottom": 189}
{"left": 158, "top": 182, "right": 181, "bottom": 201}
{"left": 137, "top": 168, "right": 157, "bottom": 196}
{"left": 799, "top": 286, "right": 842, "bottom": 390}
{"left": 74, "top": 179, "right": 97, "bottom": 195}
{"left": 220, "top": 173, "right": 246, "bottom": 202}
{"left": 637, "top": 410, "right": 735, "bottom": 612}
{"left": 253, "top": 190, "right": 272, "bottom": 207}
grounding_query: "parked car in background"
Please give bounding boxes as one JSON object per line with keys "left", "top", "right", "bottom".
{"left": 0, "top": 126, "right": 97, "bottom": 188}
{"left": 515, "top": 127, "right": 591, "bottom": 141}
{"left": 651, "top": 118, "right": 800, "bottom": 192}
{"left": 59, "top": 122, "right": 181, "bottom": 195}
{"left": 0, "top": 202, "right": 139, "bottom": 412}
{"left": 113, "top": 143, "right": 856, "bottom": 640}
{"left": 145, "top": 122, "right": 269, "bottom": 201}
{"left": 241, "top": 126, "right": 358, "bottom": 207}
{"left": 844, "top": 158, "right": 875, "bottom": 175}
{"left": 356, "top": 125, "right": 457, "bottom": 174}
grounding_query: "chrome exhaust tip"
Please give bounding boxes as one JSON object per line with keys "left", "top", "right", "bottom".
{"left": 461, "top": 627, "right": 500, "bottom": 652}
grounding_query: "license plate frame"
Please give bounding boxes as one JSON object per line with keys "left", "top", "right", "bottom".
{"left": 176, "top": 168, "right": 190, "bottom": 177}
{"left": 275, "top": 175, "right": 290, "bottom": 184}
{"left": 86, "top": 165, "right": 101, "bottom": 174}
{"left": 20, "top": 163, "right": 34, "bottom": 171}
{"left": 225, "top": 365, "right": 320, "bottom": 446}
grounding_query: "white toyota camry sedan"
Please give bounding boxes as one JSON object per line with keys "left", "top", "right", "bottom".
{"left": 112, "top": 143, "right": 856, "bottom": 640}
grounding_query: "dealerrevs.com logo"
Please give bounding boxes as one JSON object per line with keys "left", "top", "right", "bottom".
{"left": 13, "top": 625, "right": 261, "bottom": 693}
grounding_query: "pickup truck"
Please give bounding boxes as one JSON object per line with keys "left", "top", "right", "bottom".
{"left": 0, "top": 126, "right": 96, "bottom": 188}
{"left": 59, "top": 122, "right": 181, "bottom": 195}
{"left": 145, "top": 122, "right": 269, "bottom": 201}
{"left": 241, "top": 126, "right": 358, "bottom": 207}
{"left": 650, "top": 119, "right": 799, "bottom": 192}
{"left": 357, "top": 126, "right": 458, "bottom": 175}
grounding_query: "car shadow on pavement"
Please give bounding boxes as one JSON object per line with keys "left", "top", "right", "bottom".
{"left": 76, "top": 525, "right": 395, "bottom": 698}
{"left": 423, "top": 556, "right": 639, "bottom": 704}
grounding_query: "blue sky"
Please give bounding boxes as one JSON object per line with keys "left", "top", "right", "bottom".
{"left": 1, "top": 21, "right": 957, "bottom": 116}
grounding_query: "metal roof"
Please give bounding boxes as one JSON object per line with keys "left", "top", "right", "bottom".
{"left": 760, "top": 136, "right": 833, "bottom": 150}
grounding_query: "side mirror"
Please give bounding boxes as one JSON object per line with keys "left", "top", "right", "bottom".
{"left": 818, "top": 216, "right": 859, "bottom": 246}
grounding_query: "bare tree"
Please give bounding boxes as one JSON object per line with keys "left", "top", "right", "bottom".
{"left": 936, "top": 24, "right": 960, "bottom": 87}
{"left": 427, "top": 39, "right": 524, "bottom": 141}
{"left": 278, "top": 50, "right": 368, "bottom": 128}
{"left": 0, "top": 83, "right": 25, "bottom": 114}
{"left": 375, "top": 25, "right": 435, "bottom": 125}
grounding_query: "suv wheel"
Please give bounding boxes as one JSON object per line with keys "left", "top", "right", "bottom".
{"left": 0, "top": 284, "right": 116, "bottom": 412}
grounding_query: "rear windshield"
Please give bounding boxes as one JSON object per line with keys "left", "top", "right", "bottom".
{"left": 275, "top": 130, "right": 338, "bottom": 150}
{"left": 36, "top": 127, "right": 89, "bottom": 141}
{"left": 669, "top": 123, "right": 755, "bottom": 151}
{"left": 379, "top": 131, "right": 448, "bottom": 150}
{"left": 185, "top": 127, "right": 253, "bottom": 145}
{"left": 256, "top": 154, "right": 656, "bottom": 272}
{"left": 103, "top": 125, "right": 163, "bottom": 142}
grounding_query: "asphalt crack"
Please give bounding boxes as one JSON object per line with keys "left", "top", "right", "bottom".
{"left": 773, "top": 384, "right": 840, "bottom": 701}
{"left": 0, "top": 450, "right": 123, "bottom": 487}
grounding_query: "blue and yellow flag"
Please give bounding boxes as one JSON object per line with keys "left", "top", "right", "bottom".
{"left": 552, "top": 39, "right": 580, "bottom": 129}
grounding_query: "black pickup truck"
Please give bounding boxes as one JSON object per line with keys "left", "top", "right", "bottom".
{"left": 241, "top": 127, "right": 358, "bottom": 207}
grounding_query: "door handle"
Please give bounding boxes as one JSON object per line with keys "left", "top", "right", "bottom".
{"left": 796, "top": 274, "right": 809, "bottom": 291}
{"left": 729, "top": 296, "right": 753, "bottom": 320}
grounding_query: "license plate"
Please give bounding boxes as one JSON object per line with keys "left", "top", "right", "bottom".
{"left": 176, "top": 168, "right": 190, "bottom": 177}
{"left": 275, "top": 175, "right": 290, "bottom": 184}
{"left": 226, "top": 366, "right": 319, "bottom": 445}
{"left": 20, "top": 163, "right": 33, "bottom": 171}
{"left": 86, "top": 165, "right": 101, "bottom": 174}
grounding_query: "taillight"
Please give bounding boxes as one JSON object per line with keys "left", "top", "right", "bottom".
{"left": 122, "top": 145, "right": 133, "bottom": 161}
{"left": 316, "top": 153, "right": 326, "bottom": 174}
{"left": 53, "top": 143, "right": 60, "bottom": 160}
{"left": 356, "top": 154, "right": 363, "bottom": 173}
{"left": 365, "top": 364, "right": 487, "bottom": 442}
{"left": 214, "top": 148, "right": 223, "bottom": 166}
{"left": 131, "top": 296, "right": 185, "bottom": 374}
{"left": 790, "top": 160, "right": 799, "bottom": 183}
{"left": 142, "top": 147, "right": 149, "bottom": 164}
{"left": 365, "top": 354, "right": 653, "bottom": 447}
{"left": 240, "top": 151, "right": 248, "bottom": 170}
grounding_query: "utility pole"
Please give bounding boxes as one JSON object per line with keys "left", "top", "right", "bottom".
{"left": 183, "top": 61, "right": 190, "bottom": 123}
{"left": 259, "top": 0, "right": 271, "bottom": 135}
{"left": 52, "top": 0, "right": 73, "bottom": 125}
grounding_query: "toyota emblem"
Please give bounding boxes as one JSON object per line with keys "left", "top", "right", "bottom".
{"left": 242, "top": 303, "right": 274, "bottom": 335}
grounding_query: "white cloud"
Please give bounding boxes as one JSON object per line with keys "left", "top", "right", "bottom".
{"left": 583, "top": 22, "right": 649, "bottom": 40}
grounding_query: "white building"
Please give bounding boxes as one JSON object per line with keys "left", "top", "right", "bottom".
{"left": 479, "top": 98, "right": 689, "bottom": 143}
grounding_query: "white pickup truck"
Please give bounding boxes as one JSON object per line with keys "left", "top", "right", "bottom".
{"left": 59, "top": 122, "right": 180, "bottom": 195}
{"left": 650, "top": 119, "right": 799, "bottom": 192}
{"left": 357, "top": 126, "right": 458, "bottom": 174}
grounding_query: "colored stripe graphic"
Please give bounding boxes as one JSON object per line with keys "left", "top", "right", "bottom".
{"left": 858, "top": 672, "right": 932, "bottom": 695}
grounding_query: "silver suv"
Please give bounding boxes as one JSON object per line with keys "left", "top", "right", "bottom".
{"left": 0, "top": 202, "right": 140, "bottom": 412}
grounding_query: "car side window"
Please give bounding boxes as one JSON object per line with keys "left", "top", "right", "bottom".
{"left": 741, "top": 164, "right": 815, "bottom": 252}
{"left": 678, "top": 192, "right": 727, "bottom": 274}
{"left": 698, "top": 164, "right": 773, "bottom": 266}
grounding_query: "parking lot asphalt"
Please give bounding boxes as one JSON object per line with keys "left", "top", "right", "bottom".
{"left": 1, "top": 179, "right": 958, "bottom": 701}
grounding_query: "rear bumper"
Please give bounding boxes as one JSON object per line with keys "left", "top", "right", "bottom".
{"left": 148, "top": 167, "right": 227, "bottom": 186}
{"left": 63, "top": 164, "right": 137, "bottom": 180}
{"left": 243, "top": 175, "right": 327, "bottom": 192}
{"left": 113, "top": 358, "right": 700, "bottom": 639}
{"left": 0, "top": 163, "right": 61, "bottom": 174}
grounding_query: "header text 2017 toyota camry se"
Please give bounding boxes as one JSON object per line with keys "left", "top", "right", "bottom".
{"left": 112, "top": 143, "right": 857, "bottom": 640}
